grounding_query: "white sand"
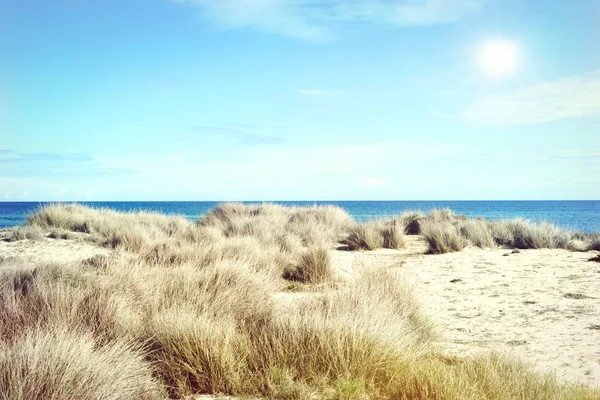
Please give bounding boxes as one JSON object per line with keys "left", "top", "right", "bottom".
{"left": 331, "top": 236, "right": 600, "bottom": 387}
{"left": 0, "top": 236, "right": 110, "bottom": 266}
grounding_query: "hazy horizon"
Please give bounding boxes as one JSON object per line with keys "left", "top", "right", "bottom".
{"left": 3, "top": 0, "right": 599, "bottom": 201}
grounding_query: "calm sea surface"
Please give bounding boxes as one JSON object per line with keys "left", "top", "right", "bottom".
{"left": 0, "top": 201, "right": 598, "bottom": 233}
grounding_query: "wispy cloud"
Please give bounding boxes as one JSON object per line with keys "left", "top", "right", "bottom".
{"left": 297, "top": 89, "right": 346, "bottom": 96}
{"left": 462, "top": 69, "right": 600, "bottom": 125}
{"left": 491, "top": 148, "right": 600, "bottom": 162}
{"left": 190, "top": 126, "right": 286, "bottom": 145}
{"left": 0, "top": 152, "right": 94, "bottom": 164}
{"left": 0, "top": 150, "right": 136, "bottom": 179}
{"left": 174, "top": 0, "right": 484, "bottom": 41}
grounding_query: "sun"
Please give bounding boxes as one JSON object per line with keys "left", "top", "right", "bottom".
{"left": 478, "top": 40, "right": 519, "bottom": 78}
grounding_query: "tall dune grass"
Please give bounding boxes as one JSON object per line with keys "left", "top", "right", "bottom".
{"left": 341, "top": 220, "right": 405, "bottom": 250}
{"left": 17, "top": 203, "right": 595, "bottom": 255}
{"left": 283, "top": 247, "right": 333, "bottom": 283}
{"left": 2, "top": 203, "right": 599, "bottom": 399}
{"left": 6, "top": 225, "right": 45, "bottom": 242}
{"left": 420, "top": 219, "right": 469, "bottom": 254}
{"left": 393, "top": 208, "right": 587, "bottom": 254}
{"left": 491, "top": 219, "right": 572, "bottom": 249}
{"left": 0, "top": 328, "right": 163, "bottom": 400}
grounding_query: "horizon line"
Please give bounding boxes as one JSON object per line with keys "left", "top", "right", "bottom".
{"left": 1, "top": 199, "right": 599, "bottom": 203}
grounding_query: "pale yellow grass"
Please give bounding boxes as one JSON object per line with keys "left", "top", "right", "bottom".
{"left": 394, "top": 208, "right": 589, "bottom": 254}
{"left": 1, "top": 203, "right": 598, "bottom": 399}
{"left": 0, "top": 328, "right": 163, "bottom": 400}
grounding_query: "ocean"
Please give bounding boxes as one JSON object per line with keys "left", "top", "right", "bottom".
{"left": 0, "top": 201, "right": 598, "bottom": 233}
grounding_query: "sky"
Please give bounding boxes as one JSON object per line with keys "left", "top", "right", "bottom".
{"left": 1, "top": 0, "right": 599, "bottom": 201}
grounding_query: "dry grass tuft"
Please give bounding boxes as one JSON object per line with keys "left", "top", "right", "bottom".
{"left": 48, "top": 228, "right": 79, "bottom": 240}
{"left": 198, "top": 202, "right": 353, "bottom": 249}
{"left": 567, "top": 239, "right": 591, "bottom": 252}
{"left": 283, "top": 247, "right": 333, "bottom": 283}
{"left": 6, "top": 225, "right": 45, "bottom": 242}
{"left": 382, "top": 222, "right": 405, "bottom": 249}
{"left": 491, "top": 219, "right": 572, "bottom": 249}
{"left": 402, "top": 209, "right": 587, "bottom": 253}
{"left": 341, "top": 220, "right": 405, "bottom": 251}
{"left": 0, "top": 328, "right": 163, "bottom": 400}
{"left": 396, "top": 211, "right": 425, "bottom": 235}
{"left": 81, "top": 254, "right": 113, "bottom": 270}
{"left": 459, "top": 219, "right": 495, "bottom": 248}
{"left": 382, "top": 352, "right": 597, "bottom": 400}
{"left": 144, "top": 312, "right": 245, "bottom": 398}
{"left": 421, "top": 219, "right": 469, "bottom": 254}
{"left": 341, "top": 223, "right": 384, "bottom": 250}
{"left": 24, "top": 203, "right": 190, "bottom": 251}
{"left": 245, "top": 267, "right": 434, "bottom": 396}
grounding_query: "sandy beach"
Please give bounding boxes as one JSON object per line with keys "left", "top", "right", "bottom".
{"left": 3, "top": 230, "right": 598, "bottom": 390}
{"left": 332, "top": 236, "right": 600, "bottom": 387}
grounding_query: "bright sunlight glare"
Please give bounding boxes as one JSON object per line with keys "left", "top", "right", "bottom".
{"left": 478, "top": 40, "right": 519, "bottom": 78}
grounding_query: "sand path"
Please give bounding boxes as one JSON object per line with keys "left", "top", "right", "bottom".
{"left": 0, "top": 236, "right": 110, "bottom": 266}
{"left": 330, "top": 236, "right": 600, "bottom": 387}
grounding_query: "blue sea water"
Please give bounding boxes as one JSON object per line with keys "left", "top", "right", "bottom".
{"left": 0, "top": 201, "right": 598, "bottom": 233}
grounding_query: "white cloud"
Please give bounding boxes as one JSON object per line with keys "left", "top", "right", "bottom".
{"left": 462, "top": 69, "right": 600, "bottom": 125}
{"left": 174, "top": 0, "right": 483, "bottom": 41}
{"left": 360, "top": 177, "right": 391, "bottom": 187}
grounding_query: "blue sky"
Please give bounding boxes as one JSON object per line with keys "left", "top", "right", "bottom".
{"left": 2, "top": 0, "right": 599, "bottom": 201}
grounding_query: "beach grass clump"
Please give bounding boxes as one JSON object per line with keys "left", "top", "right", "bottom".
{"left": 421, "top": 219, "right": 469, "bottom": 254}
{"left": 144, "top": 311, "right": 246, "bottom": 398}
{"left": 193, "top": 202, "right": 354, "bottom": 273}
{"left": 102, "top": 226, "right": 149, "bottom": 252}
{"left": 409, "top": 209, "right": 582, "bottom": 252}
{"left": 27, "top": 203, "right": 188, "bottom": 237}
{"left": 459, "top": 218, "right": 496, "bottom": 248}
{"left": 121, "top": 261, "right": 277, "bottom": 330}
{"left": 6, "top": 225, "right": 45, "bottom": 242}
{"left": 0, "top": 328, "right": 163, "bottom": 400}
{"left": 566, "top": 239, "right": 591, "bottom": 252}
{"left": 382, "top": 222, "right": 405, "bottom": 249}
{"left": 570, "top": 233, "right": 600, "bottom": 251}
{"left": 0, "top": 262, "right": 138, "bottom": 343}
{"left": 341, "top": 223, "right": 384, "bottom": 250}
{"left": 381, "top": 351, "right": 597, "bottom": 400}
{"left": 81, "top": 254, "right": 113, "bottom": 270}
{"left": 490, "top": 219, "right": 572, "bottom": 249}
{"left": 24, "top": 203, "right": 191, "bottom": 251}
{"left": 26, "top": 203, "right": 96, "bottom": 233}
{"left": 395, "top": 211, "right": 425, "bottom": 235}
{"left": 341, "top": 220, "right": 405, "bottom": 251}
{"left": 283, "top": 247, "right": 333, "bottom": 283}
{"left": 48, "top": 228, "right": 79, "bottom": 240}
{"left": 245, "top": 267, "right": 433, "bottom": 394}
{"left": 428, "top": 208, "right": 461, "bottom": 222}
{"left": 198, "top": 202, "right": 353, "bottom": 249}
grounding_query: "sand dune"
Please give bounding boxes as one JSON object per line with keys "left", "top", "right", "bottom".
{"left": 2, "top": 202, "right": 599, "bottom": 399}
